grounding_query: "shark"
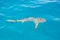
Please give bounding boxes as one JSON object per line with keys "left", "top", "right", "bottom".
{"left": 6, "top": 17, "right": 46, "bottom": 29}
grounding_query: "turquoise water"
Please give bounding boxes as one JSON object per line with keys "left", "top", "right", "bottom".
{"left": 0, "top": 0, "right": 60, "bottom": 40}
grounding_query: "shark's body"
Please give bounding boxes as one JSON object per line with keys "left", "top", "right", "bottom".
{"left": 6, "top": 17, "right": 46, "bottom": 29}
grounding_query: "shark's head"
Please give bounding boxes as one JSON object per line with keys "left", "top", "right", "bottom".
{"left": 38, "top": 18, "right": 46, "bottom": 23}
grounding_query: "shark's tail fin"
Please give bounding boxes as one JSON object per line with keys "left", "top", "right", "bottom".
{"left": 6, "top": 20, "right": 16, "bottom": 22}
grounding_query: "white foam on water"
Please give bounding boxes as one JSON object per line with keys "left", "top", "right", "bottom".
{"left": 0, "top": 0, "right": 60, "bottom": 10}
{"left": 53, "top": 18, "right": 60, "bottom": 21}
{"left": 20, "top": 4, "right": 41, "bottom": 8}
{"left": 30, "top": 0, "right": 59, "bottom": 4}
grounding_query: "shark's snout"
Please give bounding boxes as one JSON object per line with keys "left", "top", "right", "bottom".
{"left": 38, "top": 18, "right": 46, "bottom": 23}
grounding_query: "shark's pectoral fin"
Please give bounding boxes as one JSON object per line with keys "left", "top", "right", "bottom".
{"left": 35, "top": 23, "right": 38, "bottom": 29}
{"left": 34, "top": 21, "right": 39, "bottom": 29}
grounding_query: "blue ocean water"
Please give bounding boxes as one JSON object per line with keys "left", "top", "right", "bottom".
{"left": 0, "top": 0, "right": 60, "bottom": 40}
